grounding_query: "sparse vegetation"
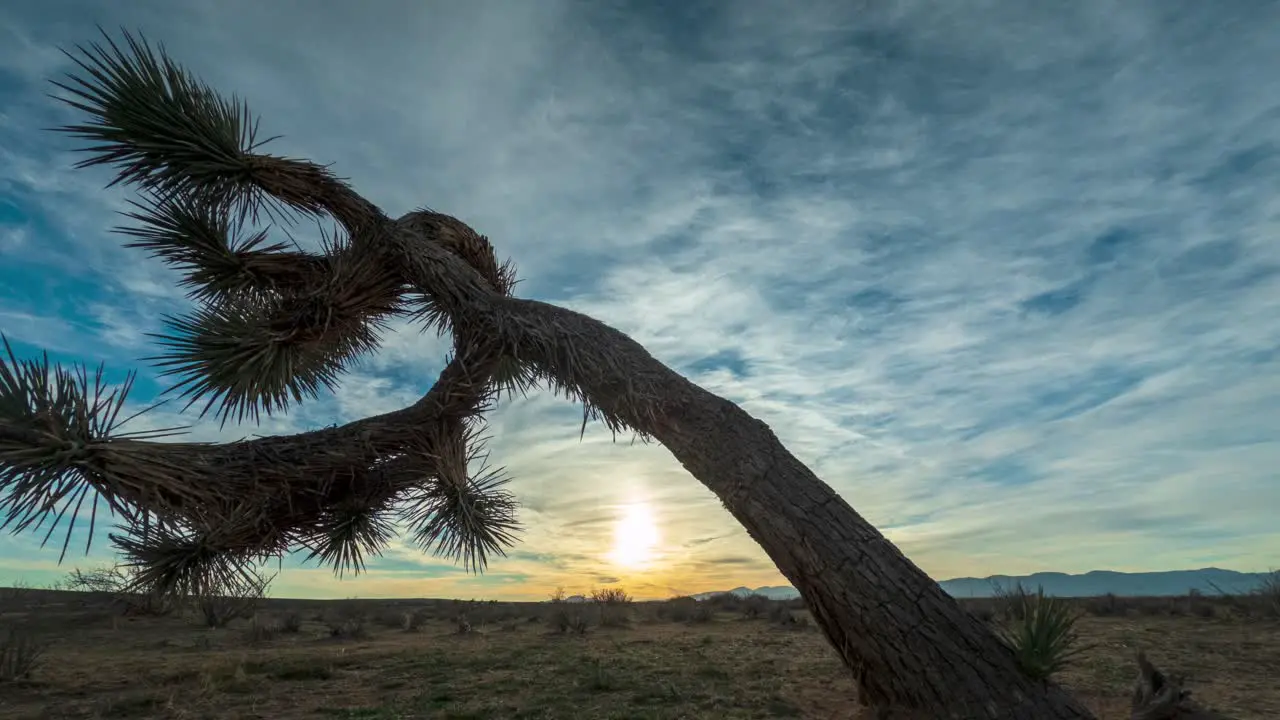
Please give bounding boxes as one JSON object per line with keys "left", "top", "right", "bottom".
{"left": 194, "top": 572, "right": 273, "bottom": 628}
{"left": 322, "top": 601, "right": 369, "bottom": 639}
{"left": 279, "top": 611, "right": 303, "bottom": 633}
{"left": 61, "top": 565, "right": 177, "bottom": 617}
{"left": 0, "top": 587, "right": 1273, "bottom": 718}
{"left": 240, "top": 614, "right": 280, "bottom": 644}
{"left": 1254, "top": 570, "right": 1280, "bottom": 618}
{"left": 0, "top": 625, "right": 47, "bottom": 682}
{"left": 591, "top": 587, "right": 632, "bottom": 628}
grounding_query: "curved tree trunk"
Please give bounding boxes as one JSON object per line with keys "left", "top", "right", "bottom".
{"left": 637, "top": 358, "right": 1096, "bottom": 718}
{"left": 393, "top": 212, "right": 1099, "bottom": 717}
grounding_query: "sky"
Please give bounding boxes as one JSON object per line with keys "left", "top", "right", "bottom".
{"left": 1, "top": 0, "right": 1278, "bottom": 601}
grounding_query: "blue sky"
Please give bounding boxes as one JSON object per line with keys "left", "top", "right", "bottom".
{"left": 1, "top": 0, "right": 1278, "bottom": 600}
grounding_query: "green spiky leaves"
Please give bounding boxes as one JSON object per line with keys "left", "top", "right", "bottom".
{"left": 51, "top": 28, "right": 270, "bottom": 216}
{"left": 401, "top": 424, "right": 520, "bottom": 574}
{"left": 116, "top": 194, "right": 305, "bottom": 304}
{"left": 0, "top": 337, "right": 181, "bottom": 561}
{"left": 4, "top": 28, "right": 543, "bottom": 601}
{"left": 110, "top": 521, "right": 271, "bottom": 599}
{"left": 299, "top": 496, "right": 397, "bottom": 578}
{"left": 147, "top": 289, "right": 387, "bottom": 425}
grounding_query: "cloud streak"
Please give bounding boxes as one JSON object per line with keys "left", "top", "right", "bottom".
{"left": 2, "top": 0, "right": 1278, "bottom": 600}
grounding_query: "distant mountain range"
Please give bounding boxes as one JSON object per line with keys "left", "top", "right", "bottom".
{"left": 690, "top": 568, "right": 1273, "bottom": 601}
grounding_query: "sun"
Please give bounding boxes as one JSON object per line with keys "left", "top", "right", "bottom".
{"left": 608, "top": 502, "right": 660, "bottom": 569}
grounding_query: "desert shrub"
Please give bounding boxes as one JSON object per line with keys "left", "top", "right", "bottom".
{"left": 767, "top": 601, "right": 791, "bottom": 624}
{"left": 591, "top": 587, "right": 632, "bottom": 605}
{"left": 998, "top": 587, "right": 1090, "bottom": 681}
{"left": 455, "top": 613, "right": 473, "bottom": 635}
{"left": 325, "top": 616, "right": 366, "bottom": 639}
{"left": 1136, "top": 600, "right": 1164, "bottom": 616}
{"left": 280, "top": 612, "right": 303, "bottom": 633}
{"left": 706, "top": 592, "right": 742, "bottom": 613}
{"left": 1085, "top": 592, "right": 1125, "bottom": 617}
{"left": 690, "top": 602, "right": 715, "bottom": 624}
{"left": 663, "top": 596, "right": 697, "bottom": 623}
{"left": 740, "top": 593, "right": 771, "bottom": 619}
{"left": 1252, "top": 570, "right": 1280, "bottom": 618}
{"left": 591, "top": 587, "right": 632, "bottom": 627}
{"left": 323, "top": 600, "right": 368, "bottom": 639}
{"left": 599, "top": 604, "right": 630, "bottom": 628}
{"left": 194, "top": 571, "right": 273, "bottom": 628}
{"left": 63, "top": 565, "right": 176, "bottom": 617}
{"left": 0, "top": 625, "right": 48, "bottom": 681}
{"left": 402, "top": 608, "right": 429, "bottom": 632}
{"left": 1180, "top": 590, "right": 1215, "bottom": 619}
{"left": 242, "top": 615, "right": 280, "bottom": 644}
{"left": 547, "top": 603, "right": 590, "bottom": 635}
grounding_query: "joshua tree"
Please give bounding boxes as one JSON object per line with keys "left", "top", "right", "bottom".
{"left": 0, "top": 31, "right": 1229, "bottom": 719}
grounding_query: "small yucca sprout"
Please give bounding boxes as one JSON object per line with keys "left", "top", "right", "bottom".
{"left": 998, "top": 586, "right": 1091, "bottom": 681}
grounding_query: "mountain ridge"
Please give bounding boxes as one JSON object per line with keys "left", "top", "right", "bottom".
{"left": 689, "top": 568, "right": 1272, "bottom": 600}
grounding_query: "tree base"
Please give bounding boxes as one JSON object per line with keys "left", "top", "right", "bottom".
{"left": 854, "top": 652, "right": 1236, "bottom": 720}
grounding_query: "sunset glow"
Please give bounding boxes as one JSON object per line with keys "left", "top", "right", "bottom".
{"left": 608, "top": 502, "right": 660, "bottom": 569}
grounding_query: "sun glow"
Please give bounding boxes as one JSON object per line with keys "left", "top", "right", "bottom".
{"left": 608, "top": 502, "right": 660, "bottom": 569}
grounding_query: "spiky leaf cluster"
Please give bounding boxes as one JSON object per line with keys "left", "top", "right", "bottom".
{"left": 0, "top": 28, "right": 538, "bottom": 598}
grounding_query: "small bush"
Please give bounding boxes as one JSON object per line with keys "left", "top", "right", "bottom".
{"left": 280, "top": 612, "right": 303, "bottom": 633}
{"left": 0, "top": 625, "right": 47, "bottom": 681}
{"left": 706, "top": 592, "right": 742, "bottom": 613}
{"left": 242, "top": 615, "right": 280, "bottom": 644}
{"left": 592, "top": 587, "right": 632, "bottom": 628}
{"left": 599, "top": 604, "right": 630, "bottom": 628}
{"left": 591, "top": 587, "right": 632, "bottom": 605}
{"left": 402, "top": 609, "right": 429, "bottom": 632}
{"left": 690, "top": 602, "right": 715, "bottom": 624}
{"left": 1086, "top": 592, "right": 1124, "bottom": 617}
{"left": 62, "top": 565, "right": 177, "bottom": 617}
{"left": 664, "top": 597, "right": 697, "bottom": 623}
{"left": 741, "top": 594, "right": 771, "bottom": 619}
{"left": 998, "top": 587, "right": 1090, "bottom": 681}
{"left": 455, "top": 614, "right": 473, "bottom": 635}
{"left": 1252, "top": 571, "right": 1280, "bottom": 618}
{"left": 324, "top": 602, "right": 368, "bottom": 639}
{"left": 547, "top": 604, "right": 590, "bottom": 635}
{"left": 193, "top": 571, "right": 272, "bottom": 628}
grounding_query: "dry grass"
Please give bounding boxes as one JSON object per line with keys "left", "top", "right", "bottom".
{"left": 0, "top": 589, "right": 1275, "bottom": 719}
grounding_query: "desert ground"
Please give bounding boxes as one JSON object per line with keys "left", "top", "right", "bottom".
{"left": 1, "top": 588, "right": 1277, "bottom": 719}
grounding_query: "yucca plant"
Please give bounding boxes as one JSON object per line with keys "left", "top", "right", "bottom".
{"left": 998, "top": 587, "right": 1091, "bottom": 682}
{"left": 0, "top": 27, "right": 1227, "bottom": 718}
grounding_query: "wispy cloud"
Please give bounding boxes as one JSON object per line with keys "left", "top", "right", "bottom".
{"left": 2, "top": 0, "right": 1278, "bottom": 600}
